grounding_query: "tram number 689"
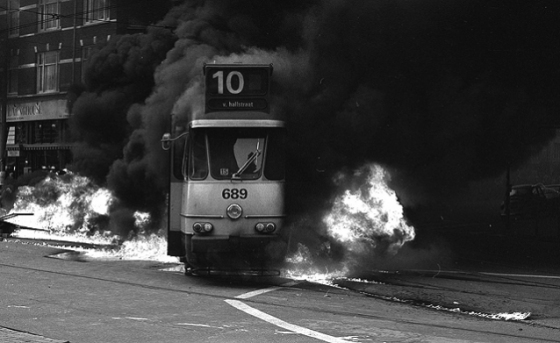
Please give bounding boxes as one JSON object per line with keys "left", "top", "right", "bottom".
{"left": 222, "top": 188, "right": 248, "bottom": 199}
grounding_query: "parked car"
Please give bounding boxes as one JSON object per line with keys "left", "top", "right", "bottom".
{"left": 500, "top": 183, "right": 560, "bottom": 220}
{"left": 545, "top": 184, "right": 560, "bottom": 193}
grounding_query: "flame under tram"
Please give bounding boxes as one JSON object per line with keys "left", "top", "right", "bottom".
{"left": 162, "top": 64, "right": 287, "bottom": 275}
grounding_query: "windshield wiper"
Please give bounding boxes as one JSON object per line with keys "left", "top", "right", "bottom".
{"left": 232, "top": 140, "right": 261, "bottom": 179}
{"left": 232, "top": 149, "right": 261, "bottom": 179}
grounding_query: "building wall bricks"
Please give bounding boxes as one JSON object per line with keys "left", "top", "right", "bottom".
{"left": 0, "top": 0, "right": 172, "bottom": 176}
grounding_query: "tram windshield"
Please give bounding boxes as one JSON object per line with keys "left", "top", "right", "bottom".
{"left": 189, "top": 128, "right": 285, "bottom": 181}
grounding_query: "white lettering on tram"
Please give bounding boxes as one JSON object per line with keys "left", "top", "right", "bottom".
{"left": 224, "top": 101, "right": 254, "bottom": 108}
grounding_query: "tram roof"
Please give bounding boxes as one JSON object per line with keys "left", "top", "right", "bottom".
{"left": 190, "top": 119, "right": 285, "bottom": 128}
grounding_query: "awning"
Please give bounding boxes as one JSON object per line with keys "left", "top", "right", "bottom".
{"left": 21, "top": 144, "right": 73, "bottom": 151}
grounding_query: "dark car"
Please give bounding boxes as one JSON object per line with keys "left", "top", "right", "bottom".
{"left": 546, "top": 184, "right": 560, "bottom": 193}
{"left": 500, "top": 183, "right": 560, "bottom": 220}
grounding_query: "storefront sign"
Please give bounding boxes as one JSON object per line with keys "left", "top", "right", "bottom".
{"left": 7, "top": 99, "right": 69, "bottom": 122}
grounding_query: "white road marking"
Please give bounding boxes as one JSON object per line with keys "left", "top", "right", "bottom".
{"left": 235, "top": 281, "right": 299, "bottom": 299}
{"left": 225, "top": 299, "right": 351, "bottom": 343}
{"left": 176, "top": 323, "right": 224, "bottom": 329}
{"left": 227, "top": 281, "right": 351, "bottom": 342}
{"left": 125, "top": 317, "right": 150, "bottom": 321}
{"left": 235, "top": 287, "right": 280, "bottom": 299}
{"left": 235, "top": 286, "right": 282, "bottom": 299}
{"left": 227, "top": 280, "right": 484, "bottom": 342}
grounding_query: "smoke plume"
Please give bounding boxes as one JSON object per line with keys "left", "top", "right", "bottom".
{"left": 66, "top": 0, "right": 560, "bottom": 243}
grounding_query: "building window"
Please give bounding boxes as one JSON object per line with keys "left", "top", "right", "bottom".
{"left": 8, "top": 56, "right": 19, "bottom": 94}
{"left": 84, "top": 0, "right": 110, "bottom": 23}
{"left": 81, "top": 46, "right": 94, "bottom": 82}
{"left": 8, "top": 0, "right": 19, "bottom": 36}
{"left": 37, "top": 51, "right": 59, "bottom": 93}
{"left": 38, "top": 0, "right": 60, "bottom": 31}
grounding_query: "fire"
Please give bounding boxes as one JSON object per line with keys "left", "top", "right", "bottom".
{"left": 6, "top": 164, "right": 415, "bottom": 271}
{"left": 325, "top": 164, "right": 415, "bottom": 256}
{"left": 283, "top": 164, "right": 415, "bottom": 282}
{"left": 6, "top": 173, "right": 177, "bottom": 263}
{"left": 7, "top": 174, "right": 114, "bottom": 234}
{"left": 282, "top": 243, "right": 349, "bottom": 285}
{"left": 79, "top": 231, "right": 177, "bottom": 263}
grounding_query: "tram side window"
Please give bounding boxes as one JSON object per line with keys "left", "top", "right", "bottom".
{"left": 264, "top": 129, "right": 286, "bottom": 180}
{"left": 189, "top": 131, "right": 209, "bottom": 180}
{"left": 172, "top": 132, "right": 187, "bottom": 180}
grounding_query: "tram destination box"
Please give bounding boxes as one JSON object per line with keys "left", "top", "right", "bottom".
{"left": 204, "top": 64, "right": 272, "bottom": 113}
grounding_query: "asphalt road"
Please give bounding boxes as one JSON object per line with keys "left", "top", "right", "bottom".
{"left": 1, "top": 240, "right": 560, "bottom": 343}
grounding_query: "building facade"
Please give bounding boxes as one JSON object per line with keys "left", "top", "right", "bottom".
{"left": 0, "top": 0, "right": 171, "bottom": 177}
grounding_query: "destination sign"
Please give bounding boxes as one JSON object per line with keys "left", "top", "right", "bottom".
{"left": 204, "top": 64, "right": 272, "bottom": 113}
{"left": 207, "top": 98, "right": 268, "bottom": 111}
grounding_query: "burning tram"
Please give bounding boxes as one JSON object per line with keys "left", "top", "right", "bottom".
{"left": 162, "top": 64, "right": 287, "bottom": 274}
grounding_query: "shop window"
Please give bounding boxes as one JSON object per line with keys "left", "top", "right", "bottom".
{"left": 84, "top": 0, "right": 110, "bottom": 24}
{"left": 37, "top": 51, "right": 59, "bottom": 93}
{"left": 8, "top": 0, "right": 19, "bottom": 36}
{"left": 15, "top": 124, "right": 26, "bottom": 144}
{"left": 34, "top": 123, "right": 42, "bottom": 143}
{"left": 59, "top": 120, "right": 69, "bottom": 143}
{"left": 34, "top": 121, "right": 59, "bottom": 144}
{"left": 38, "top": 0, "right": 59, "bottom": 31}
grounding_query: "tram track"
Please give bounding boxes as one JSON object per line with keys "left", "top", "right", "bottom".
{"left": 334, "top": 271, "right": 560, "bottom": 332}
{"left": 1, "top": 255, "right": 558, "bottom": 342}
{"left": 348, "top": 269, "right": 560, "bottom": 293}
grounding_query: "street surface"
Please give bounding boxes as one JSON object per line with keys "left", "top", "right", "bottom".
{"left": 1, "top": 239, "right": 560, "bottom": 343}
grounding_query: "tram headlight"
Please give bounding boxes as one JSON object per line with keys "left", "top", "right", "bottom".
{"left": 193, "top": 222, "right": 213, "bottom": 234}
{"left": 203, "top": 223, "right": 213, "bottom": 232}
{"left": 255, "top": 223, "right": 265, "bottom": 233}
{"left": 265, "top": 223, "right": 276, "bottom": 233}
{"left": 255, "top": 222, "right": 276, "bottom": 234}
{"left": 226, "top": 204, "right": 243, "bottom": 220}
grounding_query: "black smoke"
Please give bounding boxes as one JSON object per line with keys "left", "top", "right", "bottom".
{"left": 68, "top": 17, "right": 178, "bottom": 234}
{"left": 285, "top": 1, "right": 560, "bottom": 212}
{"left": 68, "top": 0, "right": 560, "bottom": 239}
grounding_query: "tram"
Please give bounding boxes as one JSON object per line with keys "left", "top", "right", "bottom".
{"left": 162, "top": 64, "right": 287, "bottom": 274}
